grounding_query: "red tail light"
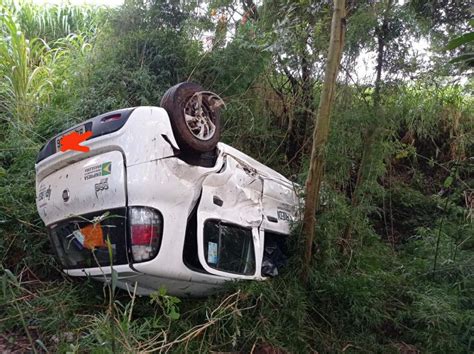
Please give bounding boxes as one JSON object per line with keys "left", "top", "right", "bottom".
{"left": 129, "top": 207, "right": 163, "bottom": 262}
{"left": 131, "top": 225, "right": 160, "bottom": 245}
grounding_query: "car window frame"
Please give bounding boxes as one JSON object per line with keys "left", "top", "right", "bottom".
{"left": 197, "top": 218, "right": 260, "bottom": 279}
{"left": 202, "top": 219, "right": 256, "bottom": 276}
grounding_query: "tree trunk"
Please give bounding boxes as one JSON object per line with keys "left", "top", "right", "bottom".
{"left": 301, "top": 0, "right": 346, "bottom": 283}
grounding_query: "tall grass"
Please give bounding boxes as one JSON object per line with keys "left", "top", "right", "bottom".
{"left": 5, "top": 0, "right": 104, "bottom": 40}
{"left": 0, "top": 1, "right": 101, "bottom": 127}
{"left": 0, "top": 7, "right": 53, "bottom": 125}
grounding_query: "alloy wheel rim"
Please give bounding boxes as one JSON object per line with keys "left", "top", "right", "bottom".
{"left": 183, "top": 92, "right": 216, "bottom": 141}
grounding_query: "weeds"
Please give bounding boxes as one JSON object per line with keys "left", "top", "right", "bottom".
{"left": 0, "top": 0, "right": 472, "bottom": 353}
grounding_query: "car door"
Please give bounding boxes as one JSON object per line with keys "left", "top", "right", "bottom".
{"left": 196, "top": 154, "right": 264, "bottom": 279}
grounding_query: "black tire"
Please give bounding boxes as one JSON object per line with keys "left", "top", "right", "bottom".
{"left": 160, "top": 82, "right": 222, "bottom": 153}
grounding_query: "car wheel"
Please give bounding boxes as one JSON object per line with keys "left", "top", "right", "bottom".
{"left": 160, "top": 82, "right": 224, "bottom": 153}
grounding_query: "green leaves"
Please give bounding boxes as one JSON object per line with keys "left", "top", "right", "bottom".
{"left": 443, "top": 175, "right": 453, "bottom": 189}
{"left": 150, "top": 287, "right": 181, "bottom": 321}
{"left": 0, "top": 1, "right": 472, "bottom": 353}
{"left": 446, "top": 32, "right": 474, "bottom": 51}
{"left": 446, "top": 20, "right": 474, "bottom": 68}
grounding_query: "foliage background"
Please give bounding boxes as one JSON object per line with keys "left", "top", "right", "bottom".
{"left": 0, "top": 0, "right": 472, "bottom": 352}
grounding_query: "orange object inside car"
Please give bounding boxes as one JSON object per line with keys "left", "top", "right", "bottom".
{"left": 81, "top": 224, "right": 105, "bottom": 249}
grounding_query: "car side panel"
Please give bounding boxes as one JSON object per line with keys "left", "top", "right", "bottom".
{"left": 126, "top": 155, "right": 231, "bottom": 284}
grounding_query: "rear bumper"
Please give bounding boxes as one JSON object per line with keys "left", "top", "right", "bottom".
{"left": 64, "top": 263, "right": 136, "bottom": 277}
{"left": 65, "top": 265, "right": 226, "bottom": 297}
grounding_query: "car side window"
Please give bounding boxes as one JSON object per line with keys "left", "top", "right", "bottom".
{"left": 203, "top": 220, "right": 255, "bottom": 275}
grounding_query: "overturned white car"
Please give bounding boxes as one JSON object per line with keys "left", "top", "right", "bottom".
{"left": 35, "top": 82, "right": 299, "bottom": 296}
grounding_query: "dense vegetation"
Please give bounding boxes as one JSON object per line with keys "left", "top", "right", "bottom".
{"left": 0, "top": 0, "right": 472, "bottom": 352}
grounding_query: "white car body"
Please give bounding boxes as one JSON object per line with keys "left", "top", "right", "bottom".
{"left": 35, "top": 107, "right": 299, "bottom": 296}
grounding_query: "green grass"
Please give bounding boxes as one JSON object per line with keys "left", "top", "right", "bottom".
{"left": 0, "top": 0, "right": 472, "bottom": 352}
{"left": 1, "top": 202, "right": 472, "bottom": 353}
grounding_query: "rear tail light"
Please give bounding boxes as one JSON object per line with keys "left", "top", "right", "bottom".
{"left": 129, "top": 207, "right": 163, "bottom": 262}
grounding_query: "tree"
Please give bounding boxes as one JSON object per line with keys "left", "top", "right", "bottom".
{"left": 301, "top": 0, "right": 346, "bottom": 283}
{"left": 232, "top": 0, "right": 334, "bottom": 170}
{"left": 269, "top": 2, "right": 331, "bottom": 170}
{"left": 342, "top": 0, "right": 395, "bottom": 243}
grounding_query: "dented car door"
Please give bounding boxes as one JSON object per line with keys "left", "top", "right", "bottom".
{"left": 196, "top": 154, "right": 265, "bottom": 279}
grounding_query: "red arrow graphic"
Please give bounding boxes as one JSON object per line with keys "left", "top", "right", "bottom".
{"left": 59, "top": 131, "right": 93, "bottom": 153}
